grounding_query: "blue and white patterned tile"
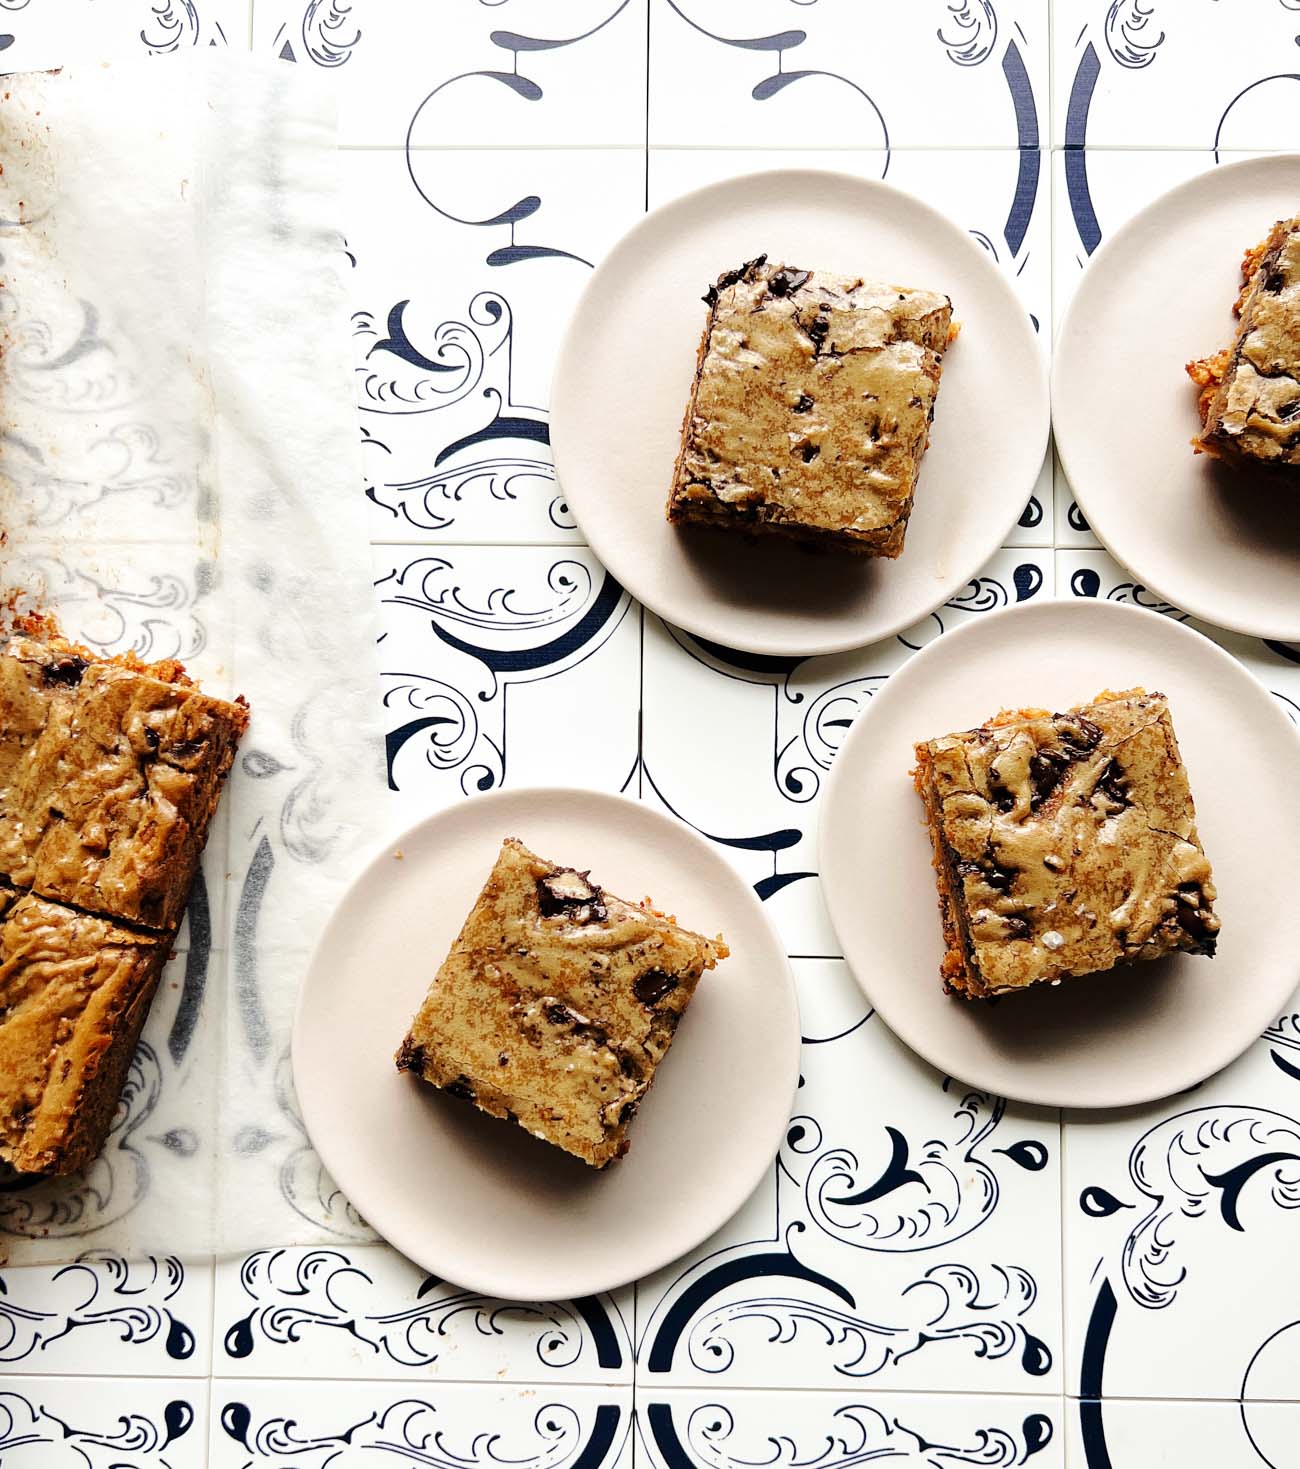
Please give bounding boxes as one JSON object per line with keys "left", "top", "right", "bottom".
{"left": 0, "top": 0, "right": 245, "bottom": 71}
{"left": 0, "top": 1376, "right": 206, "bottom": 1469}
{"left": 1054, "top": 0, "right": 1300, "bottom": 150}
{"left": 373, "top": 543, "right": 640, "bottom": 809}
{"left": 638, "top": 1389, "right": 1062, "bottom": 1469}
{"left": 1068, "top": 1398, "right": 1300, "bottom": 1469}
{"left": 649, "top": 0, "right": 1046, "bottom": 150}
{"left": 213, "top": 1243, "right": 633, "bottom": 1384}
{"left": 254, "top": 0, "right": 648, "bottom": 147}
{"left": 0, "top": 1253, "right": 210, "bottom": 1376}
{"left": 342, "top": 148, "right": 645, "bottom": 545}
{"left": 648, "top": 147, "right": 1052, "bottom": 543}
{"left": 1061, "top": 975, "right": 1300, "bottom": 1401}
{"left": 635, "top": 957, "right": 1062, "bottom": 1394}
{"left": 211, "top": 1379, "right": 631, "bottom": 1469}
{"left": 639, "top": 547, "right": 1053, "bottom": 957}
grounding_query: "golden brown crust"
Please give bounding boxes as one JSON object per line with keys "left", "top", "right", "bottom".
{"left": 667, "top": 257, "right": 954, "bottom": 555}
{"left": 913, "top": 691, "right": 1219, "bottom": 999}
{"left": 397, "top": 838, "right": 724, "bottom": 1167}
{"left": 0, "top": 892, "right": 169, "bottom": 1174}
{"left": 1189, "top": 218, "right": 1300, "bottom": 466}
{"left": 0, "top": 633, "right": 248, "bottom": 931}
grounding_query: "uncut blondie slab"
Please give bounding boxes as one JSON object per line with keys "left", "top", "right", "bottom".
{"left": 0, "top": 887, "right": 170, "bottom": 1174}
{"left": 913, "top": 690, "right": 1219, "bottom": 999}
{"left": 1188, "top": 216, "right": 1300, "bottom": 467}
{"left": 668, "top": 256, "right": 954, "bottom": 555}
{"left": 396, "top": 838, "right": 726, "bottom": 1168}
{"left": 0, "top": 632, "right": 248, "bottom": 932}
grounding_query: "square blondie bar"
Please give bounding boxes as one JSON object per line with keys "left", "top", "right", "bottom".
{"left": 396, "top": 837, "right": 726, "bottom": 1167}
{"left": 1188, "top": 216, "right": 1300, "bottom": 467}
{"left": 913, "top": 690, "right": 1219, "bottom": 998}
{"left": 0, "top": 889, "right": 171, "bottom": 1174}
{"left": 668, "top": 256, "right": 954, "bottom": 555}
{"left": 0, "top": 633, "right": 249, "bottom": 932}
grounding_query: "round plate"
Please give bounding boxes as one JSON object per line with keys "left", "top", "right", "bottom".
{"left": 818, "top": 599, "right": 1300, "bottom": 1109}
{"left": 1053, "top": 154, "right": 1300, "bottom": 642}
{"left": 293, "top": 787, "right": 799, "bottom": 1300}
{"left": 551, "top": 168, "right": 1048, "bottom": 657}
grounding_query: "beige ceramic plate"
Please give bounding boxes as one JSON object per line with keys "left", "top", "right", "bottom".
{"left": 293, "top": 787, "right": 799, "bottom": 1300}
{"left": 1054, "top": 154, "right": 1300, "bottom": 641}
{"left": 551, "top": 169, "right": 1048, "bottom": 657}
{"left": 819, "top": 599, "right": 1300, "bottom": 1109}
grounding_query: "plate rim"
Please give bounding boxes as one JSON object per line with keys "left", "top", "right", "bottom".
{"left": 291, "top": 783, "right": 802, "bottom": 1300}
{"left": 817, "top": 596, "right": 1300, "bottom": 1110}
{"left": 550, "top": 164, "right": 1051, "bottom": 658}
{"left": 1051, "top": 151, "right": 1300, "bottom": 643}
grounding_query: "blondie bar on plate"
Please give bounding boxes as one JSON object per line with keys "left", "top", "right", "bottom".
{"left": 397, "top": 837, "right": 726, "bottom": 1167}
{"left": 667, "top": 256, "right": 954, "bottom": 556}
{"left": 912, "top": 689, "right": 1219, "bottom": 998}
{"left": 1188, "top": 215, "right": 1300, "bottom": 467}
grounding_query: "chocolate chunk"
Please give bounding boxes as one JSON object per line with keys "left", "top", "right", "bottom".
{"left": 1280, "top": 399, "right": 1300, "bottom": 421}
{"left": 1003, "top": 916, "right": 1031, "bottom": 939}
{"left": 618, "top": 1099, "right": 639, "bottom": 1125}
{"left": 1028, "top": 749, "right": 1071, "bottom": 807}
{"left": 633, "top": 969, "right": 679, "bottom": 1006}
{"left": 958, "top": 858, "right": 1014, "bottom": 893}
{"left": 169, "top": 739, "right": 204, "bottom": 760}
{"left": 1054, "top": 714, "right": 1103, "bottom": 755}
{"left": 1265, "top": 271, "right": 1286, "bottom": 294}
{"left": 41, "top": 655, "right": 87, "bottom": 687}
{"left": 537, "top": 870, "right": 608, "bottom": 925}
{"left": 807, "top": 314, "right": 829, "bottom": 351}
{"left": 443, "top": 1076, "right": 476, "bottom": 1102}
{"left": 793, "top": 394, "right": 814, "bottom": 414}
{"left": 703, "top": 254, "right": 769, "bottom": 306}
{"left": 544, "top": 1001, "right": 575, "bottom": 1026}
{"left": 768, "top": 268, "right": 811, "bottom": 297}
{"left": 395, "top": 1038, "right": 426, "bottom": 1073}
{"left": 800, "top": 442, "right": 821, "bottom": 464}
{"left": 1096, "top": 759, "right": 1129, "bottom": 807}
{"left": 144, "top": 727, "right": 160, "bottom": 754}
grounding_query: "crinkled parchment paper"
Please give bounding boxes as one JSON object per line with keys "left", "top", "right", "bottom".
{"left": 0, "top": 53, "right": 383, "bottom": 1259}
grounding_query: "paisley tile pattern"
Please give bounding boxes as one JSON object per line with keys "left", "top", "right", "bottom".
{"left": 1, "top": 0, "right": 1298, "bottom": 1460}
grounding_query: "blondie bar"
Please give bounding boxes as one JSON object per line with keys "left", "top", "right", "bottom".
{"left": 1188, "top": 216, "right": 1300, "bottom": 467}
{"left": 667, "top": 256, "right": 954, "bottom": 555}
{"left": 913, "top": 690, "right": 1219, "bottom": 998}
{"left": 397, "top": 838, "right": 726, "bottom": 1167}
{"left": 0, "top": 889, "right": 171, "bottom": 1174}
{"left": 0, "top": 632, "right": 249, "bottom": 931}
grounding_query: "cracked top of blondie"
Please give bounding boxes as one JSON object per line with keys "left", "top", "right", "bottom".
{"left": 668, "top": 257, "right": 954, "bottom": 556}
{"left": 914, "top": 690, "right": 1219, "bottom": 998}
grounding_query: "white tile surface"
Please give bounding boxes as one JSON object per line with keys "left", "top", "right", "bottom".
{"left": 635, "top": 957, "right": 1062, "bottom": 1394}
{"left": 0, "top": 1254, "right": 211, "bottom": 1376}
{"left": 210, "top": 1379, "right": 631, "bottom": 1468}
{"left": 342, "top": 147, "right": 646, "bottom": 544}
{"left": 638, "top": 1389, "right": 1063, "bottom": 1469}
{"left": 255, "top": 0, "right": 649, "bottom": 146}
{"left": 1053, "top": 0, "right": 1300, "bottom": 150}
{"left": 0, "top": 1376, "right": 206, "bottom": 1469}
{"left": 214, "top": 1243, "right": 633, "bottom": 1382}
{"left": 649, "top": 0, "right": 1047, "bottom": 149}
{"left": 1066, "top": 1397, "right": 1300, "bottom": 1469}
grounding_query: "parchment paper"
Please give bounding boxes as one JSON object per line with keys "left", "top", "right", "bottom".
{"left": 0, "top": 53, "right": 384, "bottom": 1259}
